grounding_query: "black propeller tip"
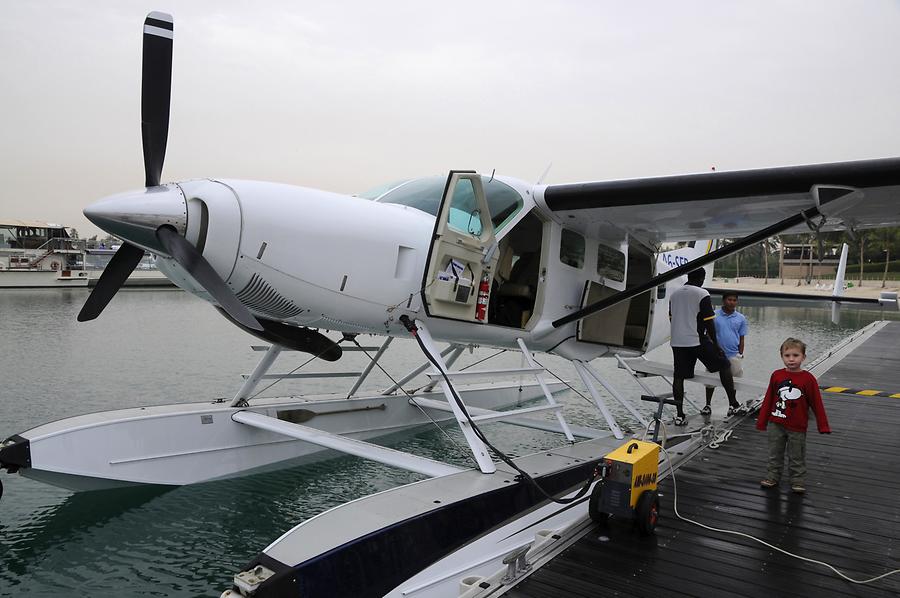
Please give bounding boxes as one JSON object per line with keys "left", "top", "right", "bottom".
{"left": 142, "top": 12, "right": 174, "bottom": 189}
{"left": 77, "top": 242, "right": 147, "bottom": 322}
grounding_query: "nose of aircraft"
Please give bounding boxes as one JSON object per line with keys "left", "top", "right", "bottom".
{"left": 84, "top": 184, "right": 187, "bottom": 253}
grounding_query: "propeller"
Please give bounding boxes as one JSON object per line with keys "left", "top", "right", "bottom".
{"left": 157, "top": 226, "right": 262, "bottom": 331}
{"left": 80, "top": 12, "right": 263, "bottom": 332}
{"left": 78, "top": 13, "right": 175, "bottom": 323}
{"left": 77, "top": 243, "right": 146, "bottom": 322}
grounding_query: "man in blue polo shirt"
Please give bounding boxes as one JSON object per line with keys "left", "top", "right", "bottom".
{"left": 702, "top": 291, "right": 749, "bottom": 415}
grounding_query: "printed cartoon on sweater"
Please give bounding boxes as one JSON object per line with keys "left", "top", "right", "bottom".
{"left": 771, "top": 379, "right": 802, "bottom": 420}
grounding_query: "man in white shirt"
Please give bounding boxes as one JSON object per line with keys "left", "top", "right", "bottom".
{"left": 669, "top": 269, "right": 741, "bottom": 425}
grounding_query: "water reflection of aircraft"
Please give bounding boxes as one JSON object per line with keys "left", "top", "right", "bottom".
{"left": 2, "top": 12, "right": 900, "bottom": 597}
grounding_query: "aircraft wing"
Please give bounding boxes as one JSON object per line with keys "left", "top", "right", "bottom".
{"left": 537, "top": 157, "right": 900, "bottom": 246}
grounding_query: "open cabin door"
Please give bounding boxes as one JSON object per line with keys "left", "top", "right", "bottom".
{"left": 423, "top": 171, "right": 500, "bottom": 322}
{"left": 576, "top": 242, "right": 655, "bottom": 350}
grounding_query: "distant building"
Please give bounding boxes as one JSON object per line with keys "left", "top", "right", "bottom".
{"left": 780, "top": 243, "right": 840, "bottom": 278}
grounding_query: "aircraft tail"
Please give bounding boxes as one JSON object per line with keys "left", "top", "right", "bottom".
{"left": 695, "top": 240, "right": 717, "bottom": 279}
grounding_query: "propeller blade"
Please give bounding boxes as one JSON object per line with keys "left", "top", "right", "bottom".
{"left": 214, "top": 308, "right": 343, "bottom": 361}
{"left": 77, "top": 243, "right": 146, "bottom": 322}
{"left": 141, "top": 12, "right": 174, "bottom": 188}
{"left": 156, "top": 226, "right": 263, "bottom": 331}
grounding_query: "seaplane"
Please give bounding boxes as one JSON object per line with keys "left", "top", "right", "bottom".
{"left": 2, "top": 12, "right": 900, "bottom": 598}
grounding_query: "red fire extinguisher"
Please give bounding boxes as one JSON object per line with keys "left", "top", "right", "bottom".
{"left": 475, "top": 272, "right": 490, "bottom": 322}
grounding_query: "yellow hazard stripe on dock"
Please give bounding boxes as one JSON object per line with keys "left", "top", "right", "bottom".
{"left": 820, "top": 386, "right": 900, "bottom": 398}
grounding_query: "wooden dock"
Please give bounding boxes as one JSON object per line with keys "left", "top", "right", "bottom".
{"left": 505, "top": 321, "right": 900, "bottom": 598}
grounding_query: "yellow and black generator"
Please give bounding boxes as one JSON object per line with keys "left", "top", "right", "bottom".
{"left": 588, "top": 440, "right": 661, "bottom": 535}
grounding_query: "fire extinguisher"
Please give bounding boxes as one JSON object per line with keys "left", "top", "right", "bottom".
{"left": 475, "top": 272, "right": 490, "bottom": 322}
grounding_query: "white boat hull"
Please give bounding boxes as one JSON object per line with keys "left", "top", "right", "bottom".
{"left": 0, "top": 269, "right": 90, "bottom": 287}
{"left": 2, "top": 381, "right": 560, "bottom": 491}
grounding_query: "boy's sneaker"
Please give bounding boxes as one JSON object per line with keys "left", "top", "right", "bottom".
{"left": 673, "top": 415, "right": 688, "bottom": 426}
{"left": 700, "top": 405, "right": 712, "bottom": 416}
{"left": 727, "top": 405, "right": 738, "bottom": 416}
{"left": 760, "top": 479, "right": 777, "bottom": 489}
{"left": 791, "top": 484, "right": 806, "bottom": 494}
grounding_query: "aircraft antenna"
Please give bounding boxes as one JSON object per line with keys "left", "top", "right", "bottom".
{"left": 536, "top": 162, "right": 553, "bottom": 185}
{"left": 488, "top": 168, "right": 495, "bottom": 183}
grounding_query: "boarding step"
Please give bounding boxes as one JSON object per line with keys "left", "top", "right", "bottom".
{"left": 618, "top": 357, "right": 766, "bottom": 393}
{"left": 423, "top": 367, "right": 545, "bottom": 382}
{"left": 231, "top": 410, "right": 462, "bottom": 478}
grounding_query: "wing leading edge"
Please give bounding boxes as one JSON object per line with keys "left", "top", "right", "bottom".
{"left": 538, "top": 157, "right": 900, "bottom": 246}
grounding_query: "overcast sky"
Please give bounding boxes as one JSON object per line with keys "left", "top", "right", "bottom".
{"left": 2, "top": 1, "right": 899, "bottom": 237}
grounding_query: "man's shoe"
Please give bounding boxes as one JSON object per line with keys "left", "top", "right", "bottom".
{"left": 700, "top": 405, "right": 712, "bottom": 416}
{"left": 674, "top": 415, "right": 688, "bottom": 426}
{"left": 791, "top": 484, "right": 806, "bottom": 494}
{"left": 760, "top": 479, "right": 777, "bottom": 489}
{"left": 727, "top": 404, "right": 746, "bottom": 417}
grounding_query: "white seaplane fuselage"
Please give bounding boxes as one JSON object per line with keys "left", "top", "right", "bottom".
{"left": 145, "top": 176, "right": 683, "bottom": 360}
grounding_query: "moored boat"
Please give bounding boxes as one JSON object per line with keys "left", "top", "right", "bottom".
{"left": 0, "top": 219, "right": 171, "bottom": 288}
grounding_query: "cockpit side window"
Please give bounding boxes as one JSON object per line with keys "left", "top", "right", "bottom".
{"left": 374, "top": 175, "right": 523, "bottom": 233}
{"left": 484, "top": 180, "right": 523, "bottom": 232}
{"left": 447, "top": 178, "right": 483, "bottom": 236}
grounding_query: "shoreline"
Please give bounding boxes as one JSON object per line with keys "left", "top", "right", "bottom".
{"left": 709, "top": 276, "right": 898, "bottom": 300}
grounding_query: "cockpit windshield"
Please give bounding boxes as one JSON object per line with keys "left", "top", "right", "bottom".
{"left": 369, "top": 175, "right": 524, "bottom": 232}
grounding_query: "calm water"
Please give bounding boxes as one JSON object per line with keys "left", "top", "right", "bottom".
{"left": 0, "top": 289, "right": 897, "bottom": 597}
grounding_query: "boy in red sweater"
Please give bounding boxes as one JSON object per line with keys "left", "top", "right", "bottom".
{"left": 756, "top": 338, "right": 831, "bottom": 494}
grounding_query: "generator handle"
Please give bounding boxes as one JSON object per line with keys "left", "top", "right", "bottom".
{"left": 626, "top": 442, "right": 640, "bottom": 454}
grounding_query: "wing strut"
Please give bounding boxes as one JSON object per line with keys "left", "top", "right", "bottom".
{"left": 553, "top": 191, "right": 853, "bottom": 328}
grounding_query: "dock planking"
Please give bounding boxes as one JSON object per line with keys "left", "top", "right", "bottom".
{"left": 818, "top": 321, "right": 900, "bottom": 396}
{"left": 506, "top": 322, "right": 900, "bottom": 598}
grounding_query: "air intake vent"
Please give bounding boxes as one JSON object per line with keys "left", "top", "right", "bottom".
{"left": 236, "top": 274, "right": 303, "bottom": 320}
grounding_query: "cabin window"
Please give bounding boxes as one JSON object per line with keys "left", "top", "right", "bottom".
{"left": 560, "top": 229, "right": 585, "bottom": 269}
{"left": 597, "top": 243, "right": 626, "bottom": 282}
